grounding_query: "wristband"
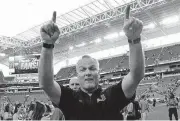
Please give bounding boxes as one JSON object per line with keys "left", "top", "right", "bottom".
{"left": 43, "top": 43, "right": 54, "bottom": 49}
{"left": 128, "top": 38, "right": 141, "bottom": 44}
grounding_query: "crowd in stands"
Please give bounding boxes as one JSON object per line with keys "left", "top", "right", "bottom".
{"left": 54, "top": 44, "right": 180, "bottom": 80}
{"left": 0, "top": 97, "right": 54, "bottom": 120}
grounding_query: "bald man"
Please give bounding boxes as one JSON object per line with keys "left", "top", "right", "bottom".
{"left": 39, "top": 6, "right": 145, "bottom": 119}
{"left": 69, "top": 77, "right": 80, "bottom": 91}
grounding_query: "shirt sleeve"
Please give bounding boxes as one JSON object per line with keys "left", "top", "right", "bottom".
{"left": 57, "top": 85, "right": 76, "bottom": 119}
{"left": 104, "top": 81, "right": 135, "bottom": 110}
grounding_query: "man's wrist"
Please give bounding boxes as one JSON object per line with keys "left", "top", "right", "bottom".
{"left": 128, "top": 38, "right": 141, "bottom": 44}
{"left": 42, "top": 43, "right": 54, "bottom": 49}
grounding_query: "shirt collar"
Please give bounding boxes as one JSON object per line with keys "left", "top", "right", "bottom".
{"left": 78, "top": 86, "right": 102, "bottom": 97}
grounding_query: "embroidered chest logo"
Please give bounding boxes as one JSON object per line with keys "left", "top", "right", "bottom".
{"left": 97, "top": 94, "right": 106, "bottom": 102}
{"left": 79, "top": 100, "right": 83, "bottom": 103}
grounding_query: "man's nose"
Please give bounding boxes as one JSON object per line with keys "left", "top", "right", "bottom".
{"left": 84, "top": 69, "right": 92, "bottom": 76}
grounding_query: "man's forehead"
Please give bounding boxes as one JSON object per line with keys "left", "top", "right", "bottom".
{"left": 77, "top": 58, "right": 98, "bottom": 67}
{"left": 70, "top": 78, "right": 79, "bottom": 84}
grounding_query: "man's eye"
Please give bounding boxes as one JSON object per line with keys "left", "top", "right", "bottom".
{"left": 90, "top": 67, "right": 96, "bottom": 70}
{"left": 80, "top": 68, "right": 86, "bottom": 71}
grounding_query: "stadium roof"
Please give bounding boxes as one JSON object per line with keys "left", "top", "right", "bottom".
{"left": 0, "top": 0, "right": 134, "bottom": 45}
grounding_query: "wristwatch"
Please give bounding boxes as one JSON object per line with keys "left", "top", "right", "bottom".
{"left": 128, "top": 38, "right": 141, "bottom": 44}
{"left": 43, "top": 43, "right": 54, "bottom": 49}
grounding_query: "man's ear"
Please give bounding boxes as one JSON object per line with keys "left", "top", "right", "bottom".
{"left": 98, "top": 70, "right": 101, "bottom": 78}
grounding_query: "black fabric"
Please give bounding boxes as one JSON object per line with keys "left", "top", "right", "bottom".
{"left": 169, "top": 108, "right": 178, "bottom": 120}
{"left": 134, "top": 101, "right": 141, "bottom": 119}
{"left": 58, "top": 81, "right": 135, "bottom": 120}
{"left": 43, "top": 43, "right": 54, "bottom": 48}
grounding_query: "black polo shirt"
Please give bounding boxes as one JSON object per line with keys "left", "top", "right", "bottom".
{"left": 57, "top": 81, "right": 135, "bottom": 120}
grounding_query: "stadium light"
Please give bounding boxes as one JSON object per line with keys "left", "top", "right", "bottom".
{"left": 69, "top": 46, "right": 74, "bottom": 50}
{"left": 89, "top": 41, "right": 94, "bottom": 44}
{"left": 104, "top": 32, "right": 119, "bottom": 40}
{"left": 9, "top": 57, "right": 14, "bottom": 61}
{"left": 144, "top": 23, "right": 156, "bottom": 29}
{"left": 9, "top": 69, "right": 15, "bottom": 73}
{"left": 119, "top": 31, "right": 125, "bottom": 36}
{"left": 32, "top": 53, "right": 40, "bottom": 56}
{"left": 75, "top": 42, "right": 86, "bottom": 47}
{"left": 0, "top": 53, "right": 5, "bottom": 57}
{"left": 94, "top": 38, "right": 102, "bottom": 44}
{"left": 160, "top": 15, "right": 179, "bottom": 25}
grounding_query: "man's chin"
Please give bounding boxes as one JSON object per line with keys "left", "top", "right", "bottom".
{"left": 84, "top": 84, "right": 97, "bottom": 92}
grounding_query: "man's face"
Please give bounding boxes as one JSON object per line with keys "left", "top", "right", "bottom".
{"left": 9, "top": 104, "right": 13, "bottom": 112}
{"left": 15, "top": 101, "right": 19, "bottom": 105}
{"left": 76, "top": 57, "right": 100, "bottom": 92}
{"left": 69, "top": 78, "right": 80, "bottom": 91}
{"left": 18, "top": 105, "right": 25, "bottom": 113}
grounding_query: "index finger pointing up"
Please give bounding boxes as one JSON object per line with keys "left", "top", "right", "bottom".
{"left": 52, "top": 11, "right": 56, "bottom": 23}
{"left": 125, "top": 5, "right": 130, "bottom": 20}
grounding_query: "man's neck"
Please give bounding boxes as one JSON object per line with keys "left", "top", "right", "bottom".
{"left": 80, "top": 87, "right": 98, "bottom": 96}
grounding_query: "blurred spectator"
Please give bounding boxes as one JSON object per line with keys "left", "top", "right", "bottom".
{"left": 13, "top": 103, "right": 25, "bottom": 120}
{"left": 167, "top": 93, "right": 178, "bottom": 121}
{"left": 153, "top": 98, "right": 156, "bottom": 107}
{"left": 69, "top": 77, "right": 80, "bottom": 91}
{"left": 27, "top": 103, "right": 35, "bottom": 120}
{"left": 41, "top": 104, "right": 51, "bottom": 120}
{"left": 31, "top": 101, "right": 45, "bottom": 120}
{"left": 126, "top": 100, "right": 141, "bottom": 120}
{"left": 139, "top": 95, "right": 149, "bottom": 120}
{"left": 3, "top": 103, "right": 13, "bottom": 120}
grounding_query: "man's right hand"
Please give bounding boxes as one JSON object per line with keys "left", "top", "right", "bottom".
{"left": 40, "top": 11, "right": 60, "bottom": 44}
{"left": 123, "top": 5, "right": 143, "bottom": 41}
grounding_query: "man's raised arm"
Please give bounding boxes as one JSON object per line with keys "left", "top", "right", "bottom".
{"left": 38, "top": 11, "right": 61, "bottom": 106}
{"left": 122, "top": 5, "right": 145, "bottom": 99}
